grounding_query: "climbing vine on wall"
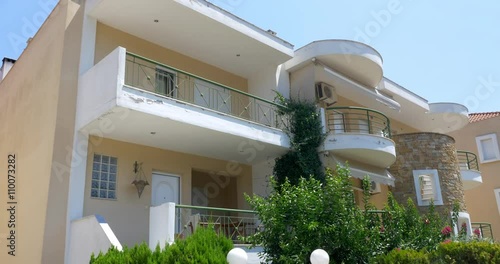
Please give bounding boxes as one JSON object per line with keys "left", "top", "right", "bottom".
{"left": 273, "top": 92, "right": 325, "bottom": 186}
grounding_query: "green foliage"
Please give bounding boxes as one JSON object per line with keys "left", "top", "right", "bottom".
{"left": 89, "top": 227, "right": 233, "bottom": 264}
{"left": 371, "top": 249, "right": 430, "bottom": 264}
{"left": 378, "top": 195, "right": 445, "bottom": 252}
{"left": 430, "top": 241, "right": 500, "bottom": 264}
{"left": 273, "top": 94, "right": 325, "bottom": 186}
{"left": 373, "top": 241, "right": 500, "bottom": 264}
{"left": 246, "top": 166, "right": 379, "bottom": 264}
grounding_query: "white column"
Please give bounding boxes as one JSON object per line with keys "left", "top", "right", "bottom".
{"left": 149, "top": 202, "right": 176, "bottom": 250}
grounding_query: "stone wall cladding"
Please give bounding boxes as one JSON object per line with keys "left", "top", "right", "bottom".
{"left": 388, "top": 132, "right": 466, "bottom": 216}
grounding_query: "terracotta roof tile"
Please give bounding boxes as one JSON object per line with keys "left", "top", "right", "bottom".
{"left": 469, "top": 112, "right": 500, "bottom": 123}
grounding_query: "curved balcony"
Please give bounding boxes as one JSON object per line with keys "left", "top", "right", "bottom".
{"left": 322, "top": 106, "right": 396, "bottom": 168}
{"left": 457, "top": 151, "right": 482, "bottom": 190}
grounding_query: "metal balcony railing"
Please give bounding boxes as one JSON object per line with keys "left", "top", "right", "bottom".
{"left": 471, "top": 222, "right": 493, "bottom": 240}
{"left": 457, "top": 151, "right": 480, "bottom": 171}
{"left": 125, "top": 52, "right": 286, "bottom": 129}
{"left": 325, "top": 107, "right": 392, "bottom": 138}
{"left": 175, "top": 204, "right": 260, "bottom": 244}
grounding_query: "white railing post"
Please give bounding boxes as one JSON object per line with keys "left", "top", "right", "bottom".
{"left": 227, "top": 248, "right": 248, "bottom": 264}
{"left": 149, "top": 202, "right": 176, "bottom": 250}
{"left": 310, "top": 249, "right": 330, "bottom": 264}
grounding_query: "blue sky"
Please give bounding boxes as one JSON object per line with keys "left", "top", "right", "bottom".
{"left": 1, "top": 0, "right": 499, "bottom": 113}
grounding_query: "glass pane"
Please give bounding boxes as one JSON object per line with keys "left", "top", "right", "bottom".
{"left": 109, "top": 182, "right": 116, "bottom": 191}
{"left": 92, "top": 162, "right": 100, "bottom": 171}
{"left": 100, "top": 172, "right": 108, "bottom": 181}
{"left": 92, "top": 171, "right": 99, "bottom": 180}
{"left": 101, "top": 164, "right": 109, "bottom": 172}
{"left": 102, "top": 155, "right": 110, "bottom": 164}
{"left": 100, "top": 181, "right": 108, "bottom": 189}
{"left": 93, "top": 154, "right": 101, "bottom": 163}
{"left": 91, "top": 180, "right": 99, "bottom": 188}
{"left": 110, "top": 157, "right": 118, "bottom": 165}
{"left": 110, "top": 165, "right": 117, "bottom": 173}
{"left": 100, "top": 190, "right": 107, "bottom": 198}
{"left": 91, "top": 189, "right": 99, "bottom": 198}
{"left": 108, "top": 191, "right": 116, "bottom": 199}
{"left": 109, "top": 173, "right": 116, "bottom": 182}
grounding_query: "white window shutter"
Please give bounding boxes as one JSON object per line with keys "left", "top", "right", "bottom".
{"left": 419, "top": 174, "right": 434, "bottom": 201}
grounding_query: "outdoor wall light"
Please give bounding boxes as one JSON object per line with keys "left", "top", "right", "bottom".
{"left": 131, "top": 161, "right": 149, "bottom": 198}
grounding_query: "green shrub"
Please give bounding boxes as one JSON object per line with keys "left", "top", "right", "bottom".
{"left": 430, "top": 241, "right": 500, "bottom": 264}
{"left": 371, "top": 249, "right": 430, "bottom": 264}
{"left": 89, "top": 227, "right": 233, "bottom": 264}
{"left": 372, "top": 241, "right": 500, "bottom": 264}
{"left": 246, "top": 166, "right": 379, "bottom": 264}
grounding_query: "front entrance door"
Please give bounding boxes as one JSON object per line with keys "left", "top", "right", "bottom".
{"left": 151, "top": 173, "right": 180, "bottom": 207}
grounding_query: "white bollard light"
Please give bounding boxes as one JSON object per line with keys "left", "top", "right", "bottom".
{"left": 310, "top": 249, "right": 329, "bottom": 264}
{"left": 227, "top": 248, "right": 248, "bottom": 264}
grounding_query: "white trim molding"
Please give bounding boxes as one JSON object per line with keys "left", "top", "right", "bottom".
{"left": 413, "top": 169, "right": 443, "bottom": 206}
{"left": 475, "top": 133, "right": 500, "bottom": 163}
{"left": 494, "top": 189, "right": 500, "bottom": 216}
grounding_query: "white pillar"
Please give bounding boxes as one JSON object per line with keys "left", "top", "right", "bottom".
{"left": 149, "top": 202, "right": 176, "bottom": 250}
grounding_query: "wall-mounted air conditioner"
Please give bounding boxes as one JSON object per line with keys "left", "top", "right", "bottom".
{"left": 316, "top": 82, "right": 337, "bottom": 105}
{"left": 370, "top": 181, "right": 381, "bottom": 194}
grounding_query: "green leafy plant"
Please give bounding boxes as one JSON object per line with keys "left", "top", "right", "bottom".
{"left": 371, "top": 248, "right": 430, "bottom": 264}
{"left": 246, "top": 166, "right": 379, "bottom": 264}
{"left": 273, "top": 93, "right": 325, "bottom": 186}
{"left": 89, "top": 227, "right": 233, "bottom": 264}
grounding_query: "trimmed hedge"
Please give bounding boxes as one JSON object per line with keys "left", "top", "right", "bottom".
{"left": 89, "top": 227, "right": 233, "bottom": 264}
{"left": 371, "top": 241, "right": 500, "bottom": 264}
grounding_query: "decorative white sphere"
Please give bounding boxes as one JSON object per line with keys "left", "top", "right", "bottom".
{"left": 227, "top": 248, "right": 248, "bottom": 264}
{"left": 310, "top": 249, "right": 330, "bottom": 264}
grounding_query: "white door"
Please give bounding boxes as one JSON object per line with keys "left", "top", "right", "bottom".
{"left": 151, "top": 173, "right": 180, "bottom": 207}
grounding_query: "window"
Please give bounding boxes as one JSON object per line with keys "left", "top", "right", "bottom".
{"left": 476, "top": 133, "right": 500, "bottom": 163}
{"left": 155, "top": 67, "right": 177, "bottom": 97}
{"left": 91, "top": 154, "right": 117, "bottom": 200}
{"left": 494, "top": 189, "right": 500, "bottom": 216}
{"left": 413, "top": 169, "right": 443, "bottom": 206}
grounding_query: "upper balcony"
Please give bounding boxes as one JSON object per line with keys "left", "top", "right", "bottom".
{"left": 457, "top": 151, "right": 482, "bottom": 190}
{"left": 76, "top": 47, "right": 289, "bottom": 164}
{"left": 321, "top": 106, "right": 396, "bottom": 168}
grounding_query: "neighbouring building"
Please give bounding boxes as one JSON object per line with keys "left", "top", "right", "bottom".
{"left": 0, "top": 1, "right": 476, "bottom": 263}
{"left": 0, "top": 57, "right": 16, "bottom": 81}
{"left": 449, "top": 112, "right": 500, "bottom": 239}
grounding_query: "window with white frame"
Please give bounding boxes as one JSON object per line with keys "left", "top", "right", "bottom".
{"left": 475, "top": 133, "right": 500, "bottom": 163}
{"left": 91, "top": 154, "right": 117, "bottom": 200}
{"left": 494, "top": 189, "right": 500, "bottom": 216}
{"left": 413, "top": 169, "right": 443, "bottom": 206}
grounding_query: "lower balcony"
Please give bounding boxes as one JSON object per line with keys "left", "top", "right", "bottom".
{"left": 77, "top": 47, "right": 289, "bottom": 164}
{"left": 457, "top": 151, "right": 482, "bottom": 190}
{"left": 321, "top": 106, "right": 396, "bottom": 168}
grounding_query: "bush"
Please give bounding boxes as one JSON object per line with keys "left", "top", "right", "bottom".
{"left": 372, "top": 241, "right": 500, "bottom": 264}
{"left": 89, "top": 227, "right": 233, "bottom": 264}
{"left": 371, "top": 249, "right": 430, "bottom": 264}
{"left": 246, "top": 166, "right": 380, "bottom": 264}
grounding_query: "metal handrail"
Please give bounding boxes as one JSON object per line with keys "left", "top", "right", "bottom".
{"left": 175, "top": 204, "right": 259, "bottom": 243}
{"left": 325, "top": 106, "right": 392, "bottom": 138}
{"left": 471, "top": 222, "right": 493, "bottom": 240}
{"left": 125, "top": 52, "right": 287, "bottom": 129}
{"left": 457, "top": 151, "right": 480, "bottom": 171}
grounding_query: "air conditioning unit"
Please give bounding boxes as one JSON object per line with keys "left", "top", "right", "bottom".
{"left": 316, "top": 82, "right": 337, "bottom": 105}
{"left": 370, "top": 181, "right": 381, "bottom": 194}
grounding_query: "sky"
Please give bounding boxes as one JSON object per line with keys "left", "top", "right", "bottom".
{"left": 1, "top": 0, "right": 499, "bottom": 113}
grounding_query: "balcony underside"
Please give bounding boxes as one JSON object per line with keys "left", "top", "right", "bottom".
{"left": 86, "top": 0, "right": 293, "bottom": 78}
{"left": 461, "top": 169, "right": 482, "bottom": 190}
{"left": 321, "top": 133, "right": 396, "bottom": 168}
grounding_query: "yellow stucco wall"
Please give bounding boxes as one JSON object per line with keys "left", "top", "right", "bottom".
{"left": 94, "top": 23, "right": 248, "bottom": 93}
{"left": 0, "top": 1, "right": 84, "bottom": 263}
{"left": 83, "top": 137, "right": 252, "bottom": 247}
{"left": 449, "top": 116, "right": 500, "bottom": 240}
